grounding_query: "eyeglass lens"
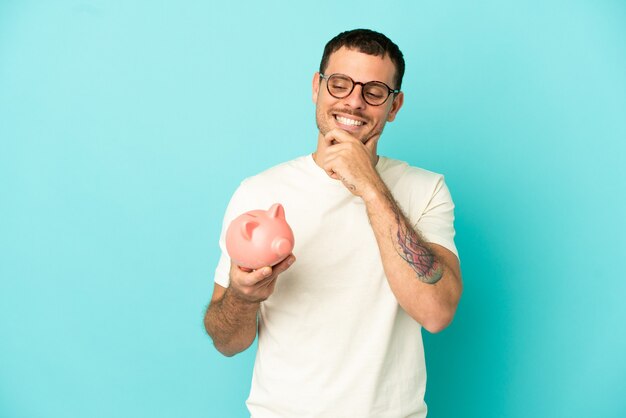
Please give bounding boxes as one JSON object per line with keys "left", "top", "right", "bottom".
{"left": 327, "top": 74, "right": 389, "bottom": 106}
{"left": 326, "top": 74, "right": 390, "bottom": 106}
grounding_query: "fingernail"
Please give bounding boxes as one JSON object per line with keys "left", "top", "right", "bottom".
{"left": 287, "top": 256, "right": 295, "bottom": 265}
{"left": 262, "top": 267, "right": 272, "bottom": 276}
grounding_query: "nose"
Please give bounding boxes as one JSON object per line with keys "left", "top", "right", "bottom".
{"left": 342, "top": 84, "right": 366, "bottom": 109}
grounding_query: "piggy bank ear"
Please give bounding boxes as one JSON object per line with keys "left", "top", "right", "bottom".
{"left": 241, "top": 221, "right": 259, "bottom": 240}
{"left": 268, "top": 203, "right": 285, "bottom": 219}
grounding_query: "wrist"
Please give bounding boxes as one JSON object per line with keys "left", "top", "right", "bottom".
{"left": 224, "top": 287, "right": 262, "bottom": 310}
{"left": 361, "top": 179, "right": 391, "bottom": 206}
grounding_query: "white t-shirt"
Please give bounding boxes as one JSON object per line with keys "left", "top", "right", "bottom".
{"left": 214, "top": 154, "right": 457, "bottom": 418}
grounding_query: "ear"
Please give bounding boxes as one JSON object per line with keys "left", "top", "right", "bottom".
{"left": 386, "top": 91, "right": 404, "bottom": 122}
{"left": 268, "top": 203, "right": 285, "bottom": 219}
{"left": 241, "top": 220, "right": 259, "bottom": 240}
{"left": 312, "top": 72, "right": 321, "bottom": 104}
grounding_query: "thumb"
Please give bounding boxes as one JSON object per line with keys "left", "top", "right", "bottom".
{"left": 254, "top": 266, "right": 273, "bottom": 279}
{"left": 364, "top": 132, "right": 381, "bottom": 153}
{"left": 240, "top": 266, "right": 273, "bottom": 286}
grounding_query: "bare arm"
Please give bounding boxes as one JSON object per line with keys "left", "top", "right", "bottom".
{"left": 204, "top": 282, "right": 260, "bottom": 357}
{"left": 204, "top": 255, "right": 295, "bottom": 356}
{"left": 315, "top": 129, "right": 462, "bottom": 333}
{"left": 363, "top": 183, "right": 462, "bottom": 333}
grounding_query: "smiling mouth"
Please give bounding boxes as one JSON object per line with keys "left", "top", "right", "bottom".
{"left": 334, "top": 114, "right": 365, "bottom": 127}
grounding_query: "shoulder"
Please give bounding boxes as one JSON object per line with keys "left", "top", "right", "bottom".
{"left": 227, "top": 155, "right": 312, "bottom": 212}
{"left": 378, "top": 156, "right": 445, "bottom": 191}
{"left": 239, "top": 155, "right": 310, "bottom": 190}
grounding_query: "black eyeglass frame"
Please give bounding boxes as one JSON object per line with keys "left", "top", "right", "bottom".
{"left": 319, "top": 73, "right": 400, "bottom": 106}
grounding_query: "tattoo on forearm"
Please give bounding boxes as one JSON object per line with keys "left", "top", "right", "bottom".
{"left": 340, "top": 176, "right": 356, "bottom": 192}
{"left": 394, "top": 212, "right": 443, "bottom": 284}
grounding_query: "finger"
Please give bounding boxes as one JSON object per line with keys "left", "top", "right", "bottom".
{"left": 317, "top": 146, "right": 340, "bottom": 178}
{"left": 320, "top": 144, "right": 349, "bottom": 165}
{"left": 272, "top": 254, "right": 296, "bottom": 276}
{"left": 249, "top": 255, "right": 294, "bottom": 289}
{"left": 323, "top": 131, "right": 339, "bottom": 147}
{"left": 238, "top": 265, "right": 273, "bottom": 287}
{"left": 323, "top": 128, "right": 351, "bottom": 148}
{"left": 320, "top": 149, "right": 350, "bottom": 180}
{"left": 325, "top": 129, "right": 358, "bottom": 145}
{"left": 230, "top": 262, "right": 260, "bottom": 278}
{"left": 255, "top": 274, "right": 278, "bottom": 289}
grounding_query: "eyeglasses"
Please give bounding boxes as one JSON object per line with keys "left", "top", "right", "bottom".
{"left": 319, "top": 73, "right": 400, "bottom": 106}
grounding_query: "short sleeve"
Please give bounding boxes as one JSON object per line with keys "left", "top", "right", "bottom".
{"left": 416, "top": 176, "right": 459, "bottom": 259}
{"left": 213, "top": 182, "right": 251, "bottom": 288}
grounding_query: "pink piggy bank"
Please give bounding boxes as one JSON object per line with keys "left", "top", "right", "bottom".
{"left": 225, "top": 203, "right": 295, "bottom": 270}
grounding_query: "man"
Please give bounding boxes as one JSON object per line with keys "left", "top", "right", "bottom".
{"left": 205, "top": 29, "right": 462, "bottom": 417}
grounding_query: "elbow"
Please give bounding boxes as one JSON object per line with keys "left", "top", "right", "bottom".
{"left": 423, "top": 281, "right": 463, "bottom": 333}
{"left": 203, "top": 307, "right": 255, "bottom": 357}
{"left": 420, "top": 302, "right": 460, "bottom": 334}
{"left": 205, "top": 323, "right": 252, "bottom": 357}
{"left": 421, "top": 314, "right": 453, "bottom": 334}
{"left": 207, "top": 333, "right": 248, "bottom": 357}
{"left": 214, "top": 344, "right": 241, "bottom": 357}
{"left": 205, "top": 327, "right": 247, "bottom": 358}
{"left": 203, "top": 318, "right": 239, "bottom": 357}
{"left": 213, "top": 339, "right": 254, "bottom": 357}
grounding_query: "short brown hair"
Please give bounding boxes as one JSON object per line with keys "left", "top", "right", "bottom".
{"left": 319, "top": 29, "right": 405, "bottom": 90}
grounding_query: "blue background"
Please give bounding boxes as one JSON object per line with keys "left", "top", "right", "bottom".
{"left": 1, "top": 1, "right": 625, "bottom": 417}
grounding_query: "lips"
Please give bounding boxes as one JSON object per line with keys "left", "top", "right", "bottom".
{"left": 333, "top": 113, "right": 366, "bottom": 129}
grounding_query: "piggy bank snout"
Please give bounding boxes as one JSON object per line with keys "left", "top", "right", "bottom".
{"left": 272, "top": 237, "right": 293, "bottom": 257}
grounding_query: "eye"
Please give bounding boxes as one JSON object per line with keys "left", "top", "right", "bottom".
{"left": 331, "top": 83, "right": 350, "bottom": 91}
{"left": 365, "top": 91, "right": 384, "bottom": 99}
{"left": 364, "top": 81, "right": 391, "bottom": 101}
{"left": 331, "top": 79, "right": 350, "bottom": 89}
{"left": 364, "top": 86, "right": 386, "bottom": 100}
{"left": 329, "top": 75, "right": 352, "bottom": 88}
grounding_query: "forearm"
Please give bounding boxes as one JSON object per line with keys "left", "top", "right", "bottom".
{"left": 363, "top": 183, "right": 462, "bottom": 332}
{"left": 204, "top": 289, "right": 260, "bottom": 357}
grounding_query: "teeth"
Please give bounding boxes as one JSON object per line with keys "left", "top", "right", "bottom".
{"left": 336, "top": 115, "right": 364, "bottom": 126}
